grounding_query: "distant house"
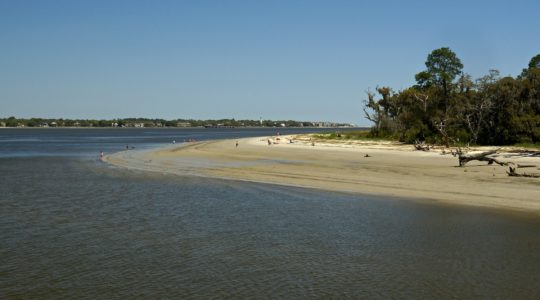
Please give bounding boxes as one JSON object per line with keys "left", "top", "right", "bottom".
{"left": 177, "top": 122, "right": 191, "bottom": 127}
{"left": 134, "top": 123, "right": 145, "bottom": 128}
{"left": 317, "top": 122, "right": 334, "bottom": 128}
{"left": 50, "top": 122, "right": 57, "bottom": 127}
{"left": 0, "top": 122, "right": 6, "bottom": 127}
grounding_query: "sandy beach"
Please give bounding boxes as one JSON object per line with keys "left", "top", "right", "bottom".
{"left": 104, "top": 135, "right": 540, "bottom": 214}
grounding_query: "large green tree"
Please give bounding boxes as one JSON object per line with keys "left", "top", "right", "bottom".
{"left": 415, "top": 47, "right": 463, "bottom": 97}
{"left": 528, "top": 54, "right": 540, "bottom": 69}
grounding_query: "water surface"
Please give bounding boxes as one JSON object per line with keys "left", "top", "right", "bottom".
{"left": 1, "top": 128, "right": 540, "bottom": 298}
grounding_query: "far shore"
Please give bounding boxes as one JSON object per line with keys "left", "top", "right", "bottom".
{"left": 104, "top": 134, "right": 540, "bottom": 214}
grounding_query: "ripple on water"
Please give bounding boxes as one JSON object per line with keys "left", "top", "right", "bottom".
{"left": 1, "top": 156, "right": 540, "bottom": 298}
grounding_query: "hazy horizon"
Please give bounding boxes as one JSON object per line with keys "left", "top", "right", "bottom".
{"left": 1, "top": 0, "right": 539, "bottom": 125}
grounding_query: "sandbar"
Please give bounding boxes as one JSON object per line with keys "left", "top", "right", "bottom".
{"left": 104, "top": 135, "right": 540, "bottom": 214}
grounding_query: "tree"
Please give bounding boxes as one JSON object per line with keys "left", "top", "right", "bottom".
{"left": 364, "top": 49, "right": 539, "bottom": 147}
{"left": 363, "top": 90, "right": 385, "bottom": 136}
{"left": 463, "top": 70, "right": 499, "bottom": 144}
{"left": 458, "top": 73, "right": 474, "bottom": 94}
{"left": 6, "top": 116, "right": 19, "bottom": 127}
{"left": 528, "top": 54, "right": 540, "bottom": 69}
{"left": 362, "top": 87, "right": 396, "bottom": 137}
{"left": 519, "top": 53, "right": 540, "bottom": 79}
{"left": 416, "top": 47, "right": 463, "bottom": 97}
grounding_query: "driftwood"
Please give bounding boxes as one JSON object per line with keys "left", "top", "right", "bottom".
{"left": 515, "top": 164, "right": 538, "bottom": 168}
{"left": 458, "top": 149, "right": 503, "bottom": 167}
{"left": 507, "top": 166, "right": 540, "bottom": 178}
{"left": 414, "top": 140, "right": 430, "bottom": 151}
{"left": 458, "top": 149, "right": 539, "bottom": 177}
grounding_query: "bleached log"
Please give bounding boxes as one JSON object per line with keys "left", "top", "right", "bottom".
{"left": 414, "top": 140, "right": 430, "bottom": 151}
{"left": 458, "top": 149, "right": 502, "bottom": 167}
{"left": 507, "top": 166, "right": 540, "bottom": 178}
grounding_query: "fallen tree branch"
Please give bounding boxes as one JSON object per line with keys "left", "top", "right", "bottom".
{"left": 507, "top": 166, "right": 540, "bottom": 178}
{"left": 516, "top": 164, "right": 538, "bottom": 169}
{"left": 414, "top": 140, "right": 430, "bottom": 151}
{"left": 458, "top": 149, "right": 503, "bottom": 167}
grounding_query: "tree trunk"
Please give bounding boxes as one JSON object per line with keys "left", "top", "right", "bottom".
{"left": 457, "top": 149, "right": 502, "bottom": 167}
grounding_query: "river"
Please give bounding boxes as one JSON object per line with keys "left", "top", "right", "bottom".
{"left": 1, "top": 128, "right": 539, "bottom": 298}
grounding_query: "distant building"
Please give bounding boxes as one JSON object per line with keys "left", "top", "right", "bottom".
{"left": 50, "top": 122, "right": 57, "bottom": 127}
{"left": 0, "top": 122, "right": 6, "bottom": 127}
{"left": 316, "top": 122, "right": 333, "bottom": 128}
{"left": 176, "top": 122, "right": 191, "bottom": 127}
{"left": 134, "top": 123, "right": 145, "bottom": 128}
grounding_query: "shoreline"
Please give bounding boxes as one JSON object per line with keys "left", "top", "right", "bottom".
{"left": 104, "top": 135, "right": 540, "bottom": 215}
{"left": 0, "top": 126, "right": 360, "bottom": 129}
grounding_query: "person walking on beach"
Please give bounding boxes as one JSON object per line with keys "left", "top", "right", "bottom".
{"left": 236, "top": 140, "right": 239, "bottom": 148}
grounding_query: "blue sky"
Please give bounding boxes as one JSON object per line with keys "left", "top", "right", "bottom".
{"left": 1, "top": 0, "right": 538, "bottom": 125}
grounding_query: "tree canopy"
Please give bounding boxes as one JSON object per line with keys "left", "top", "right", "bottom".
{"left": 416, "top": 47, "right": 463, "bottom": 96}
{"left": 364, "top": 48, "right": 540, "bottom": 146}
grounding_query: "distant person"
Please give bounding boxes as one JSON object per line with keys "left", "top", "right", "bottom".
{"left": 126, "top": 144, "right": 129, "bottom": 150}
{"left": 100, "top": 151, "right": 104, "bottom": 158}
{"left": 236, "top": 141, "right": 239, "bottom": 148}
{"left": 267, "top": 139, "right": 272, "bottom": 146}
{"left": 173, "top": 140, "right": 176, "bottom": 144}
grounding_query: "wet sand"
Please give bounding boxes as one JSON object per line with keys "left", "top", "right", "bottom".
{"left": 104, "top": 135, "right": 540, "bottom": 214}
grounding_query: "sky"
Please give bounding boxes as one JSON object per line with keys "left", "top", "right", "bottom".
{"left": 1, "top": 0, "right": 539, "bottom": 125}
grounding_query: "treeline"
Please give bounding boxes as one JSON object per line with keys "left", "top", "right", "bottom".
{"left": 364, "top": 48, "right": 540, "bottom": 146}
{"left": 0, "top": 117, "right": 351, "bottom": 128}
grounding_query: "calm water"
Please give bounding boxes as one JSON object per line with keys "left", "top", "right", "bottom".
{"left": 1, "top": 128, "right": 540, "bottom": 299}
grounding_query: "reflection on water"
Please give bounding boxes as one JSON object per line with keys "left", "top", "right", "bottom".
{"left": 1, "top": 129, "right": 540, "bottom": 298}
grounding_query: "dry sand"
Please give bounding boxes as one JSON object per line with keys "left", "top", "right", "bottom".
{"left": 104, "top": 135, "right": 540, "bottom": 214}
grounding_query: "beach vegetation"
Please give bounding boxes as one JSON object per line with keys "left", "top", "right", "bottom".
{"left": 313, "top": 130, "right": 393, "bottom": 141}
{"left": 364, "top": 48, "right": 540, "bottom": 147}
